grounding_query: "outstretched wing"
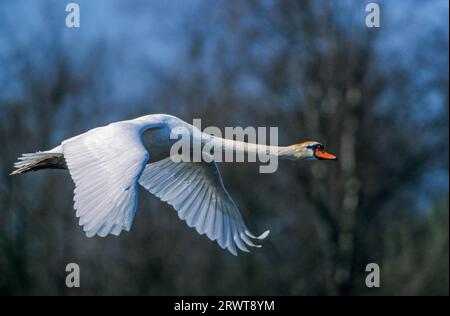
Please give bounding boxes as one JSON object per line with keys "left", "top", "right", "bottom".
{"left": 138, "top": 154, "right": 270, "bottom": 255}
{"left": 62, "top": 122, "right": 149, "bottom": 237}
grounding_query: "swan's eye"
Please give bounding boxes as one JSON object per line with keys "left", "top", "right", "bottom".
{"left": 308, "top": 144, "right": 322, "bottom": 150}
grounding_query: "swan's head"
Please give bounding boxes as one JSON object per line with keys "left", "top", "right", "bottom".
{"left": 287, "top": 141, "right": 337, "bottom": 161}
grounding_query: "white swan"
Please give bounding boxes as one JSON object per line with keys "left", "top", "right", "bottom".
{"left": 11, "top": 114, "right": 337, "bottom": 255}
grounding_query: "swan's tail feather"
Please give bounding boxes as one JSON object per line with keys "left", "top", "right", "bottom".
{"left": 11, "top": 150, "right": 66, "bottom": 175}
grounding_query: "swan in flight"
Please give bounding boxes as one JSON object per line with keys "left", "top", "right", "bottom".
{"left": 11, "top": 114, "right": 337, "bottom": 255}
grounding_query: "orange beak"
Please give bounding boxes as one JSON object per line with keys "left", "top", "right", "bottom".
{"left": 315, "top": 148, "right": 337, "bottom": 160}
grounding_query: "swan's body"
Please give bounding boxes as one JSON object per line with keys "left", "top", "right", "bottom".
{"left": 11, "top": 114, "right": 336, "bottom": 255}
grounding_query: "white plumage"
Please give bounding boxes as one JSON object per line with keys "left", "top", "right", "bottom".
{"left": 12, "top": 114, "right": 336, "bottom": 255}
{"left": 63, "top": 121, "right": 149, "bottom": 238}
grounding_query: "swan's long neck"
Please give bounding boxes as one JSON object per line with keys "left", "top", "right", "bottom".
{"left": 202, "top": 134, "right": 295, "bottom": 159}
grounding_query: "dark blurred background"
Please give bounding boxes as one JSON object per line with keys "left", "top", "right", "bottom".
{"left": 0, "top": 0, "right": 448, "bottom": 296}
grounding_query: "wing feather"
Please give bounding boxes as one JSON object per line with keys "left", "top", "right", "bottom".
{"left": 138, "top": 154, "right": 269, "bottom": 255}
{"left": 63, "top": 122, "right": 149, "bottom": 237}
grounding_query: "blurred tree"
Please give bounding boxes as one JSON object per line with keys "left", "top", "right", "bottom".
{"left": 0, "top": 0, "right": 448, "bottom": 296}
